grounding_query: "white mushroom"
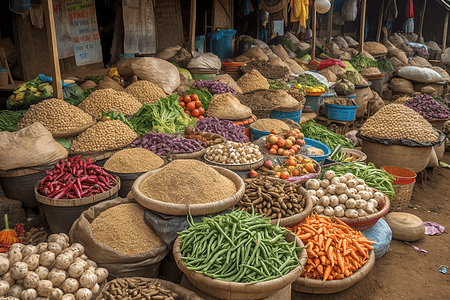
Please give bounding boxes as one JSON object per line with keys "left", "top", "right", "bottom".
{"left": 329, "top": 195, "right": 339, "bottom": 207}
{"left": 345, "top": 199, "right": 357, "bottom": 209}
{"left": 330, "top": 177, "right": 341, "bottom": 185}
{"left": 355, "top": 185, "right": 366, "bottom": 192}
{"left": 315, "top": 188, "right": 326, "bottom": 198}
{"left": 338, "top": 194, "right": 348, "bottom": 204}
{"left": 335, "top": 183, "right": 348, "bottom": 195}
{"left": 319, "top": 196, "right": 330, "bottom": 207}
{"left": 346, "top": 179, "right": 358, "bottom": 189}
{"left": 326, "top": 185, "right": 336, "bottom": 195}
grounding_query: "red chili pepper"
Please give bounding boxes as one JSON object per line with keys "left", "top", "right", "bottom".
{"left": 53, "top": 172, "right": 65, "bottom": 182}
{"left": 67, "top": 194, "right": 77, "bottom": 199}
{"left": 63, "top": 173, "right": 71, "bottom": 182}
{"left": 76, "top": 178, "right": 82, "bottom": 191}
{"left": 80, "top": 186, "right": 93, "bottom": 197}
{"left": 97, "top": 185, "right": 105, "bottom": 193}
{"left": 53, "top": 180, "right": 74, "bottom": 199}
{"left": 79, "top": 160, "right": 84, "bottom": 168}
{"left": 43, "top": 187, "right": 51, "bottom": 196}
{"left": 73, "top": 184, "right": 82, "bottom": 198}
{"left": 66, "top": 161, "right": 71, "bottom": 168}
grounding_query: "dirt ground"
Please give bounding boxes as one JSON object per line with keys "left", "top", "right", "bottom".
{"left": 293, "top": 151, "right": 450, "bottom": 300}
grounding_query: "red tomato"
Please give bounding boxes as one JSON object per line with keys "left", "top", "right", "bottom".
{"left": 191, "top": 109, "right": 200, "bottom": 117}
{"left": 198, "top": 115, "right": 204, "bottom": 119}
{"left": 198, "top": 107, "right": 205, "bottom": 115}
{"left": 183, "top": 95, "right": 191, "bottom": 103}
{"left": 243, "top": 120, "right": 249, "bottom": 125}
{"left": 186, "top": 102, "right": 196, "bottom": 111}
{"left": 179, "top": 101, "right": 185, "bottom": 108}
{"left": 195, "top": 100, "right": 202, "bottom": 108}
{"left": 280, "top": 172, "right": 290, "bottom": 179}
{"left": 266, "top": 142, "right": 271, "bottom": 149}
{"left": 271, "top": 144, "right": 279, "bottom": 151}
{"left": 191, "top": 94, "right": 199, "bottom": 102}
{"left": 269, "top": 148, "right": 277, "bottom": 155}
{"left": 288, "top": 149, "right": 296, "bottom": 156}
{"left": 291, "top": 169, "right": 300, "bottom": 176}
{"left": 179, "top": 97, "right": 183, "bottom": 101}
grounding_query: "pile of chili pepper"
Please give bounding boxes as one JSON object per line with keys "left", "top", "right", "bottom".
{"left": 37, "top": 156, "right": 117, "bottom": 199}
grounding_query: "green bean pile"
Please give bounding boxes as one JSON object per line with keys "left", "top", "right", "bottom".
{"left": 0, "top": 110, "right": 27, "bottom": 132}
{"left": 320, "top": 162, "right": 395, "bottom": 199}
{"left": 178, "top": 209, "right": 303, "bottom": 283}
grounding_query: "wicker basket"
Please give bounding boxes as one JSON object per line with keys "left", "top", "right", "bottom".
{"left": 203, "top": 157, "right": 265, "bottom": 172}
{"left": 342, "top": 148, "right": 367, "bottom": 163}
{"left": 161, "top": 148, "right": 207, "bottom": 160}
{"left": 381, "top": 166, "right": 417, "bottom": 212}
{"left": 292, "top": 250, "right": 375, "bottom": 294}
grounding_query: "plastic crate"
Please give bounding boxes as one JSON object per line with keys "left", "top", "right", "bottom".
{"left": 208, "top": 30, "right": 237, "bottom": 59}
{"left": 325, "top": 103, "right": 358, "bottom": 121}
{"left": 303, "top": 138, "right": 331, "bottom": 163}
{"left": 269, "top": 108, "right": 302, "bottom": 123}
{"left": 303, "top": 95, "right": 324, "bottom": 112}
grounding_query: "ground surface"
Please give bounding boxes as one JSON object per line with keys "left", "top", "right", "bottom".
{"left": 292, "top": 151, "right": 450, "bottom": 300}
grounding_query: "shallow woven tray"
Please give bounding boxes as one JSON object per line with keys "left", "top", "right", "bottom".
{"left": 161, "top": 148, "right": 207, "bottom": 160}
{"left": 292, "top": 250, "right": 375, "bottom": 294}
{"left": 342, "top": 148, "right": 367, "bottom": 163}
{"left": 204, "top": 156, "right": 264, "bottom": 172}
{"left": 51, "top": 118, "right": 96, "bottom": 139}
{"left": 131, "top": 166, "right": 245, "bottom": 216}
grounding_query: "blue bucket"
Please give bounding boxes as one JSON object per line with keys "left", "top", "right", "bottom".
{"left": 325, "top": 103, "right": 358, "bottom": 121}
{"left": 303, "top": 138, "right": 331, "bottom": 163}
{"left": 249, "top": 125, "right": 270, "bottom": 142}
{"left": 269, "top": 108, "right": 302, "bottom": 123}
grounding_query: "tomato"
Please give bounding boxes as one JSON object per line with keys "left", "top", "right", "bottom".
{"left": 282, "top": 150, "right": 290, "bottom": 156}
{"left": 288, "top": 149, "right": 296, "bottom": 156}
{"left": 191, "top": 94, "right": 199, "bottom": 102}
{"left": 305, "top": 163, "right": 314, "bottom": 172}
{"left": 288, "top": 159, "right": 296, "bottom": 166}
{"left": 183, "top": 95, "right": 191, "bottom": 103}
{"left": 290, "top": 145, "right": 298, "bottom": 153}
{"left": 266, "top": 142, "right": 272, "bottom": 149}
{"left": 280, "top": 171, "right": 290, "bottom": 179}
{"left": 184, "top": 110, "right": 191, "bottom": 116}
{"left": 195, "top": 100, "right": 202, "bottom": 108}
{"left": 243, "top": 120, "right": 249, "bottom": 125}
{"left": 179, "top": 97, "right": 183, "bottom": 101}
{"left": 186, "top": 101, "right": 196, "bottom": 111}
{"left": 291, "top": 169, "right": 300, "bottom": 176}
{"left": 269, "top": 148, "right": 277, "bottom": 155}
{"left": 191, "top": 109, "right": 200, "bottom": 117}
{"left": 198, "top": 107, "right": 205, "bottom": 115}
{"left": 198, "top": 115, "right": 204, "bottom": 119}
{"left": 271, "top": 144, "right": 279, "bottom": 151}
{"left": 179, "top": 101, "right": 185, "bottom": 108}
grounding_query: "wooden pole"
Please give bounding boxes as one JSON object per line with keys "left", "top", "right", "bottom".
{"left": 359, "top": 0, "right": 367, "bottom": 53}
{"left": 189, "top": 0, "right": 197, "bottom": 53}
{"left": 443, "top": 11, "right": 449, "bottom": 51}
{"left": 418, "top": 0, "right": 427, "bottom": 42}
{"left": 376, "top": 0, "right": 385, "bottom": 43}
{"left": 326, "top": 0, "right": 334, "bottom": 45}
{"left": 43, "top": 0, "right": 63, "bottom": 100}
{"left": 312, "top": 5, "right": 317, "bottom": 60}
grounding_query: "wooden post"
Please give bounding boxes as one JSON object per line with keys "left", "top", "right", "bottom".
{"left": 43, "top": 0, "right": 63, "bottom": 100}
{"left": 418, "top": 0, "right": 427, "bottom": 42}
{"left": 359, "top": 0, "right": 367, "bottom": 53}
{"left": 443, "top": 11, "right": 449, "bottom": 51}
{"left": 311, "top": 5, "right": 317, "bottom": 60}
{"left": 189, "top": 0, "right": 197, "bottom": 53}
{"left": 376, "top": 0, "right": 385, "bottom": 43}
{"left": 326, "top": 0, "right": 334, "bottom": 45}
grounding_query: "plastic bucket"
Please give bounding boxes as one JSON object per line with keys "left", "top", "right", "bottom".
{"left": 303, "top": 138, "right": 331, "bottom": 163}
{"left": 270, "top": 108, "right": 302, "bottom": 123}
{"left": 381, "top": 166, "right": 417, "bottom": 212}
{"left": 0, "top": 69, "right": 8, "bottom": 86}
{"left": 325, "top": 103, "right": 358, "bottom": 121}
{"left": 249, "top": 124, "right": 270, "bottom": 142}
{"left": 381, "top": 166, "right": 416, "bottom": 184}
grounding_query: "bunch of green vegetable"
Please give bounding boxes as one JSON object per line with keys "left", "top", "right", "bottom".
{"left": 178, "top": 209, "right": 303, "bottom": 283}
{"left": 349, "top": 55, "right": 393, "bottom": 73}
{"left": 320, "top": 162, "right": 395, "bottom": 199}
{"left": 268, "top": 80, "right": 288, "bottom": 91}
{"left": 101, "top": 110, "right": 134, "bottom": 130}
{"left": 0, "top": 110, "right": 27, "bottom": 132}
{"left": 130, "top": 94, "right": 197, "bottom": 136}
{"left": 85, "top": 75, "right": 104, "bottom": 84}
{"left": 290, "top": 74, "right": 328, "bottom": 91}
{"left": 185, "top": 87, "right": 213, "bottom": 110}
{"left": 301, "top": 120, "right": 354, "bottom": 155}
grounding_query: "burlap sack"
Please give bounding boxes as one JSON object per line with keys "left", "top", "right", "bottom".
{"left": 240, "top": 47, "right": 269, "bottom": 61}
{"left": 355, "top": 87, "right": 374, "bottom": 118}
{"left": 156, "top": 46, "right": 182, "bottom": 60}
{"left": 97, "top": 76, "right": 124, "bottom": 91}
{"left": 398, "top": 66, "right": 443, "bottom": 83}
{"left": 133, "top": 58, "right": 181, "bottom": 94}
{"left": 69, "top": 197, "right": 169, "bottom": 279}
{"left": 284, "top": 58, "right": 304, "bottom": 74}
{"left": 0, "top": 122, "right": 68, "bottom": 171}
{"left": 389, "top": 78, "right": 415, "bottom": 94}
{"left": 430, "top": 66, "right": 450, "bottom": 82}
{"left": 269, "top": 45, "right": 290, "bottom": 60}
{"left": 318, "top": 69, "right": 338, "bottom": 83}
{"left": 360, "top": 67, "right": 381, "bottom": 77}
{"left": 388, "top": 48, "right": 408, "bottom": 64}
{"left": 333, "top": 36, "right": 349, "bottom": 49}
{"left": 421, "top": 86, "right": 436, "bottom": 94}
{"left": 118, "top": 58, "right": 141, "bottom": 78}
{"left": 80, "top": 80, "right": 97, "bottom": 92}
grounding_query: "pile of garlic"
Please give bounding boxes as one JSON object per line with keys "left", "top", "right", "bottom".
{"left": 0, "top": 233, "right": 108, "bottom": 300}
{"left": 305, "top": 170, "right": 387, "bottom": 219}
{"left": 204, "top": 141, "right": 262, "bottom": 165}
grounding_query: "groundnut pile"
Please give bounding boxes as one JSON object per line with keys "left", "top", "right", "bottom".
{"left": 124, "top": 80, "right": 167, "bottom": 104}
{"left": 78, "top": 88, "right": 142, "bottom": 119}
{"left": 70, "top": 120, "right": 137, "bottom": 152}
{"left": 205, "top": 141, "right": 262, "bottom": 164}
{"left": 360, "top": 104, "right": 439, "bottom": 142}
{"left": 237, "top": 69, "right": 270, "bottom": 93}
{"left": 17, "top": 99, "right": 93, "bottom": 132}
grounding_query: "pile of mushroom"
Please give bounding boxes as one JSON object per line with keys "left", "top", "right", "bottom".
{"left": 305, "top": 170, "right": 387, "bottom": 219}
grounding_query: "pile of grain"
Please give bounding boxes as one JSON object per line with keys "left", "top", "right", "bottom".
{"left": 237, "top": 69, "right": 270, "bottom": 93}
{"left": 103, "top": 148, "right": 165, "bottom": 173}
{"left": 70, "top": 120, "right": 138, "bottom": 152}
{"left": 251, "top": 119, "right": 289, "bottom": 133}
{"left": 124, "top": 80, "right": 167, "bottom": 104}
{"left": 363, "top": 42, "right": 388, "bottom": 54}
{"left": 139, "top": 160, "right": 236, "bottom": 204}
{"left": 78, "top": 88, "right": 142, "bottom": 119}
{"left": 240, "top": 60, "right": 289, "bottom": 79}
{"left": 214, "top": 74, "right": 243, "bottom": 93}
{"left": 91, "top": 203, "right": 163, "bottom": 255}
{"left": 17, "top": 98, "right": 93, "bottom": 132}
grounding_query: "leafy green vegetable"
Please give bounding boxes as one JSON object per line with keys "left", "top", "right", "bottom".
{"left": 185, "top": 88, "right": 213, "bottom": 110}
{"left": 55, "top": 138, "right": 72, "bottom": 150}
{"left": 301, "top": 120, "right": 354, "bottom": 154}
{"left": 101, "top": 110, "right": 134, "bottom": 130}
{"left": 0, "top": 110, "right": 27, "bottom": 132}
{"left": 130, "top": 94, "right": 197, "bottom": 136}
{"left": 268, "top": 80, "right": 288, "bottom": 91}
{"left": 85, "top": 76, "right": 104, "bottom": 84}
{"left": 290, "top": 74, "right": 328, "bottom": 91}
{"left": 349, "top": 55, "right": 392, "bottom": 73}
{"left": 83, "top": 88, "right": 96, "bottom": 98}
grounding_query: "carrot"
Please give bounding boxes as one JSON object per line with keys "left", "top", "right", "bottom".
{"left": 336, "top": 250, "right": 345, "bottom": 272}
{"left": 352, "top": 240, "right": 369, "bottom": 258}
{"left": 327, "top": 246, "right": 335, "bottom": 267}
{"left": 325, "top": 238, "right": 333, "bottom": 252}
{"left": 318, "top": 234, "right": 324, "bottom": 248}
{"left": 317, "top": 264, "right": 324, "bottom": 275}
{"left": 323, "top": 265, "right": 332, "bottom": 282}
{"left": 297, "top": 232, "right": 313, "bottom": 240}
{"left": 319, "top": 255, "right": 327, "bottom": 265}
{"left": 342, "top": 238, "right": 347, "bottom": 255}
{"left": 313, "top": 258, "right": 321, "bottom": 266}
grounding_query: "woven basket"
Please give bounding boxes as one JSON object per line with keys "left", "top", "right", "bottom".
{"left": 292, "top": 250, "right": 375, "bottom": 294}
{"left": 173, "top": 232, "right": 308, "bottom": 300}
{"left": 270, "top": 185, "right": 314, "bottom": 227}
{"left": 161, "top": 148, "right": 207, "bottom": 160}
{"left": 341, "top": 148, "right": 367, "bottom": 163}
{"left": 131, "top": 166, "right": 245, "bottom": 216}
{"left": 203, "top": 157, "right": 265, "bottom": 172}
{"left": 51, "top": 119, "right": 96, "bottom": 139}
{"left": 389, "top": 183, "right": 414, "bottom": 212}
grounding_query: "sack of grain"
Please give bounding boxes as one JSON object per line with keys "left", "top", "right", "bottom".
{"left": 430, "top": 66, "right": 450, "bottom": 82}
{"left": 206, "top": 92, "right": 253, "bottom": 120}
{"left": 97, "top": 76, "right": 125, "bottom": 91}
{"left": 69, "top": 198, "right": 170, "bottom": 278}
{"left": 383, "top": 40, "right": 396, "bottom": 50}
{"left": 409, "top": 56, "right": 432, "bottom": 68}
{"left": 133, "top": 57, "right": 181, "bottom": 94}
{"left": 397, "top": 66, "right": 444, "bottom": 83}
{"left": 360, "top": 50, "right": 375, "bottom": 60}
{"left": 364, "top": 42, "right": 388, "bottom": 54}
{"left": 339, "top": 51, "right": 352, "bottom": 61}
{"left": 354, "top": 87, "right": 374, "bottom": 118}
{"left": 389, "top": 77, "right": 416, "bottom": 94}
{"left": 118, "top": 58, "right": 141, "bottom": 78}
{"left": 348, "top": 48, "right": 359, "bottom": 58}
{"left": 270, "top": 45, "right": 290, "bottom": 60}
{"left": 421, "top": 86, "right": 436, "bottom": 94}
{"left": 155, "top": 46, "right": 182, "bottom": 60}
{"left": 388, "top": 57, "right": 407, "bottom": 70}
{"left": 80, "top": 80, "right": 97, "bottom": 92}
{"left": 333, "top": 36, "right": 349, "bottom": 49}
{"left": 323, "top": 64, "right": 347, "bottom": 78}
{"left": 285, "top": 58, "right": 304, "bottom": 74}
{"left": 368, "top": 91, "right": 385, "bottom": 115}
{"left": 360, "top": 67, "right": 382, "bottom": 77}
{"left": 318, "top": 69, "right": 338, "bottom": 83}
{"left": 344, "top": 36, "right": 359, "bottom": 48}
{"left": 240, "top": 47, "right": 269, "bottom": 61}
{"left": 388, "top": 48, "right": 408, "bottom": 64}
{"left": 389, "top": 33, "right": 405, "bottom": 45}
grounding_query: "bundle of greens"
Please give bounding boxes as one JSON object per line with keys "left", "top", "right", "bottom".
{"left": 101, "top": 110, "right": 134, "bottom": 130}
{"left": 349, "top": 55, "right": 393, "bottom": 73}
{"left": 0, "top": 110, "right": 27, "bottom": 132}
{"left": 301, "top": 120, "right": 354, "bottom": 154}
{"left": 290, "top": 74, "right": 328, "bottom": 91}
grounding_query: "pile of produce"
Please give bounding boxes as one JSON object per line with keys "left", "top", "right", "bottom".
{"left": 237, "top": 69, "right": 270, "bottom": 93}
{"left": 306, "top": 170, "right": 387, "bottom": 218}
{"left": 103, "top": 148, "right": 164, "bottom": 173}
{"left": 124, "top": 80, "right": 167, "bottom": 104}
{"left": 360, "top": 104, "right": 439, "bottom": 142}
{"left": 70, "top": 120, "right": 138, "bottom": 152}
{"left": 237, "top": 89, "right": 301, "bottom": 112}
{"left": 258, "top": 155, "right": 318, "bottom": 179}
{"left": 240, "top": 60, "right": 289, "bottom": 79}
{"left": 139, "top": 160, "right": 236, "bottom": 204}
{"left": 214, "top": 74, "right": 243, "bottom": 94}
{"left": 204, "top": 93, "right": 252, "bottom": 121}
{"left": 193, "top": 79, "right": 236, "bottom": 96}
{"left": 343, "top": 71, "right": 368, "bottom": 86}
{"left": 78, "top": 89, "right": 142, "bottom": 119}
{"left": 204, "top": 141, "right": 262, "bottom": 165}
{"left": 178, "top": 94, "right": 205, "bottom": 119}
{"left": 301, "top": 120, "right": 354, "bottom": 154}
{"left": 0, "top": 233, "right": 109, "bottom": 300}
{"left": 8, "top": 77, "right": 53, "bottom": 105}
{"left": 130, "top": 94, "right": 197, "bottom": 136}
{"left": 195, "top": 117, "right": 247, "bottom": 143}
{"left": 268, "top": 80, "right": 288, "bottom": 91}
{"left": 0, "top": 110, "right": 26, "bottom": 132}
{"left": 328, "top": 145, "right": 363, "bottom": 163}
{"left": 404, "top": 94, "right": 450, "bottom": 119}
{"left": 99, "top": 278, "right": 180, "bottom": 300}
{"left": 349, "top": 55, "right": 393, "bottom": 73}
{"left": 287, "top": 214, "right": 374, "bottom": 281}
{"left": 184, "top": 88, "right": 213, "bottom": 110}
{"left": 37, "top": 156, "right": 118, "bottom": 199}
{"left": 251, "top": 119, "right": 289, "bottom": 133}
{"left": 91, "top": 203, "right": 163, "bottom": 256}
{"left": 101, "top": 111, "right": 134, "bottom": 130}
{"left": 132, "top": 132, "right": 203, "bottom": 156}
{"left": 264, "top": 129, "right": 306, "bottom": 156}
{"left": 178, "top": 209, "right": 303, "bottom": 283}
{"left": 320, "top": 162, "right": 395, "bottom": 199}
{"left": 183, "top": 127, "right": 225, "bottom": 147}
{"left": 17, "top": 99, "right": 93, "bottom": 132}
{"left": 324, "top": 98, "right": 357, "bottom": 106}
{"left": 291, "top": 74, "right": 328, "bottom": 91}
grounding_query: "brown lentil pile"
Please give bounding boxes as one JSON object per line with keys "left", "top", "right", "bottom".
{"left": 17, "top": 98, "right": 93, "bottom": 132}
{"left": 78, "top": 88, "right": 142, "bottom": 119}
{"left": 91, "top": 203, "right": 163, "bottom": 255}
{"left": 240, "top": 60, "right": 290, "bottom": 79}
{"left": 103, "top": 148, "right": 164, "bottom": 173}
{"left": 139, "top": 159, "right": 236, "bottom": 204}
{"left": 70, "top": 120, "right": 138, "bottom": 152}
{"left": 237, "top": 69, "right": 270, "bottom": 93}
{"left": 251, "top": 119, "right": 289, "bottom": 133}
{"left": 124, "top": 80, "right": 167, "bottom": 104}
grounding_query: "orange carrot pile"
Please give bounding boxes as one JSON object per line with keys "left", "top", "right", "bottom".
{"left": 286, "top": 213, "right": 375, "bottom": 282}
